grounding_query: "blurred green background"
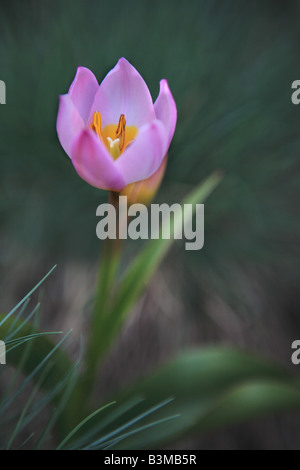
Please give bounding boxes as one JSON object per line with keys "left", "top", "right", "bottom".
{"left": 1, "top": 0, "right": 300, "bottom": 449}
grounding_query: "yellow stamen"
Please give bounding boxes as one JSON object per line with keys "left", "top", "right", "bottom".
{"left": 115, "top": 114, "right": 126, "bottom": 151}
{"left": 90, "top": 111, "right": 103, "bottom": 141}
{"left": 90, "top": 111, "right": 137, "bottom": 160}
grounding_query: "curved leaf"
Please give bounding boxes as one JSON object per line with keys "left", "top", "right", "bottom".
{"left": 0, "top": 314, "right": 72, "bottom": 398}
{"left": 91, "top": 172, "right": 222, "bottom": 365}
{"left": 92, "top": 348, "right": 300, "bottom": 449}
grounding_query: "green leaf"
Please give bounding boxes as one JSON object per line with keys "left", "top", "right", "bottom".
{"left": 57, "top": 401, "right": 116, "bottom": 450}
{"left": 0, "top": 265, "right": 57, "bottom": 328}
{"left": 0, "top": 314, "right": 72, "bottom": 400}
{"left": 92, "top": 348, "right": 300, "bottom": 449}
{"left": 95, "top": 172, "right": 222, "bottom": 362}
{"left": 82, "top": 398, "right": 177, "bottom": 450}
{"left": 75, "top": 172, "right": 222, "bottom": 418}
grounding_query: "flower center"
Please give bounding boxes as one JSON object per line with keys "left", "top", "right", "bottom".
{"left": 90, "top": 111, "right": 138, "bottom": 160}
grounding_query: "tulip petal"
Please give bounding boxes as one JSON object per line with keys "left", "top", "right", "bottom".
{"left": 56, "top": 94, "right": 84, "bottom": 157}
{"left": 71, "top": 129, "right": 126, "bottom": 191}
{"left": 121, "top": 154, "right": 168, "bottom": 205}
{"left": 115, "top": 120, "right": 167, "bottom": 185}
{"left": 154, "top": 79, "right": 177, "bottom": 148}
{"left": 69, "top": 67, "right": 99, "bottom": 123}
{"left": 89, "top": 58, "right": 156, "bottom": 127}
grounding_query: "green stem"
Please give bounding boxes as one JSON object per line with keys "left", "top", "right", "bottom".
{"left": 62, "top": 191, "right": 122, "bottom": 428}
{"left": 83, "top": 191, "right": 122, "bottom": 397}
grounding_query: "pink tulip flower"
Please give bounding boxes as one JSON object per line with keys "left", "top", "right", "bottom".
{"left": 57, "top": 58, "right": 177, "bottom": 191}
